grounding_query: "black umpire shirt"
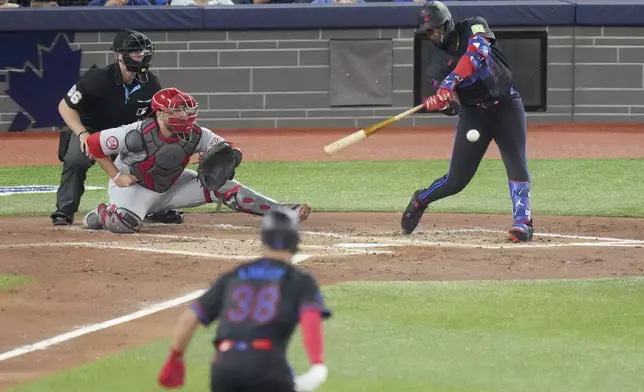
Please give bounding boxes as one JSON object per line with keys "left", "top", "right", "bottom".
{"left": 63, "top": 63, "right": 162, "bottom": 134}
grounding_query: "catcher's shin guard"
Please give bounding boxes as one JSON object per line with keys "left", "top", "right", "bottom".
{"left": 103, "top": 205, "right": 142, "bottom": 234}
{"left": 508, "top": 181, "right": 533, "bottom": 242}
{"left": 401, "top": 190, "right": 427, "bottom": 235}
{"left": 211, "top": 180, "right": 311, "bottom": 221}
{"left": 83, "top": 203, "right": 108, "bottom": 230}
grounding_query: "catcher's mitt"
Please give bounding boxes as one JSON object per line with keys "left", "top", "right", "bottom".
{"left": 197, "top": 141, "right": 241, "bottom": 190}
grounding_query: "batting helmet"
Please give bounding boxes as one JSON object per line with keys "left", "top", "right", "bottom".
{"left": 416, "top": 1, "right": 455, "bottom": 44}
{"left": 111, "top": 29, "right": 155, "bottom": 83}
{"left": 260, "top": 208, "right": 300, "bottom": 253}
{"left": 151, "top": 88, "right": 199, "bottom": 139}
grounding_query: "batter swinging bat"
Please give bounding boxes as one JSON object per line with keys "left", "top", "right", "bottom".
{"left": 323, "top": 104, "right": 425, "bottom": 156}
{"left": 323, "top": 90, "right": 462, "bottom": 156}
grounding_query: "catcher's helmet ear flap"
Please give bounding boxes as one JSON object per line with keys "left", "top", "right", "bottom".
{"left": 260, "top": 208, "right": 300, "bottom": 254}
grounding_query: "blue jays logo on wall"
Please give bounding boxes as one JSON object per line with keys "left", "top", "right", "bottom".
{"left": 1, "top": 32, "right": 84, "bottom": 132}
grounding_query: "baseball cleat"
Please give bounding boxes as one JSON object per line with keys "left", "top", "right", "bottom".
{"left": 401, "top": 190, "right": 427, "bottom": 235}
{"left": 284, "top": 203, "right": 311, "bottom": 222}
{"left": 145, "top": 209, "right": 184, "bottom": 224}
{"left": 83, "top": 203, "right": 107, "bottom": 230}
{"left": 507, "top": 219, "right": 534, "bottom": 243}
{"left": 51, "top": 211, "right": 73, "bottom": 226}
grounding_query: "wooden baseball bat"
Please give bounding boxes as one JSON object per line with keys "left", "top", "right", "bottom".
{"left": 323, "top": 103, "right": 425, "bottom": 156}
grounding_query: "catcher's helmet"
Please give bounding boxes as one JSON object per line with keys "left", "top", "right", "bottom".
{"left": 111, "top": 29, "right": 155, "bottom": 83}
{"left": 416, "top": 1, "right": 454, "bottom": 44}
{"left": 151, "top": 88, "right": 199, "bottom": 140}
{"left": 261, "top": 208, "right": 300, "bottom": 254}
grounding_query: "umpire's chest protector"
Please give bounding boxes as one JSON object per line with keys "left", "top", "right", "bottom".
{"left": 127, "top": 118, "right": 202, "bottom": 193}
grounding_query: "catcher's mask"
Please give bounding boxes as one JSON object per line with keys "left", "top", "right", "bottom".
{"left": 260, "top": 208, "right": 300, "bottom": 254}
{"left": 151, "top": 88, "right": 199, "bottom": 142}
{"left": 112, "top": 29, "right": 155, "bottom": 84}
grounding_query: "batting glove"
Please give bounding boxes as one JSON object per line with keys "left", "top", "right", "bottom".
{"left": 158, "top": 349, "right": 185, "bottom": 389}
{"left": 423, "top": 90, "right": 453, "bottom": 112}
{"left": 294, "top": 363, "right": 328, "bottom": 392}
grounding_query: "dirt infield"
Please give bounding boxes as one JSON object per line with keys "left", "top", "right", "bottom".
{"left": 2, "top": 124, "right": 644, "bottom": 166}
{"left": 0, "top": 125, "right": 643, "bottom": 390}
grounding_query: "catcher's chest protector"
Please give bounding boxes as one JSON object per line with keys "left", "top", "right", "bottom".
{"left": 130, "top": 119, "right": 202, "bottom": 193}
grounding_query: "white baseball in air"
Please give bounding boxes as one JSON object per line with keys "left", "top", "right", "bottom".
{"left": 466, "top": 129, "right": 480, "bottom": 142}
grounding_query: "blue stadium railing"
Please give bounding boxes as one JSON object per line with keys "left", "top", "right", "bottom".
{"left": 0, "top": 1, "right": 642, "bottom": 32}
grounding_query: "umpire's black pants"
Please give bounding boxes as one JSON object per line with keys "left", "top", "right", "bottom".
{"left": 418, "top": 94, "right": 530, "bottom": 205}
{"left": 53, "top": 129, "right": 95, "bottom": 220}
{"left": 210, "top": 355, "right": 295, "bottom": 392}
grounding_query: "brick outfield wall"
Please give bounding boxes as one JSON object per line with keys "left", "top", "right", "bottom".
{"left": 1, "top": 26, "right": 644, "bottom": 131}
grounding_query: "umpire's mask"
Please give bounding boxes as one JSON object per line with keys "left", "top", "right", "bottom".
{"left": 112, "top": 30, "right": 155, "bottom": 83}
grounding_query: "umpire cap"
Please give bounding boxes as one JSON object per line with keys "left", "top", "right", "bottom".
{"left": 261, "top": 208, "right": 300, "bottom": 253}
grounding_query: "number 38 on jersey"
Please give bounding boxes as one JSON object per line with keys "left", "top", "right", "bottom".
{"left": 226, "top": 283, "right": 281, "bottom": 324}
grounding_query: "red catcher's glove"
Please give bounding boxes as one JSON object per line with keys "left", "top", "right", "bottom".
{"left": 423, "top": 88, "right": 454, "bottom": 112}
{"left": 158, "top": 349, "right": 185, "bottom": 389}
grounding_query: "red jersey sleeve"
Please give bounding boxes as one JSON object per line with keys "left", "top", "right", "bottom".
{"left": 87, "top": 121, "right": 141, "bottom": 159}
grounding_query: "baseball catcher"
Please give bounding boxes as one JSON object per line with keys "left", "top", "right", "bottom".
{"left": 401, "top": 1, "right": 533, "bottom": 243}
{"left": 51, "top": 30, "right": 184, "bottom": 227}
{"left": 82, "top": 87, "right": 311, "bottom": 234}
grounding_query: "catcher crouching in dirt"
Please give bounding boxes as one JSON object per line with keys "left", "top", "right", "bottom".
{"left": 82, "top": 87, "right": 311, "bottom": 234}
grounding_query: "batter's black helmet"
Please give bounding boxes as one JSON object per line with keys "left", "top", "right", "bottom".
{"left": 111, "top": 29, "right": 155, "bottom": 83}
{"left": 260, "top": 208, "right": 300, "bottom": 253}
{"left": 416, "top": 1, "right": 455, "bottom": 39}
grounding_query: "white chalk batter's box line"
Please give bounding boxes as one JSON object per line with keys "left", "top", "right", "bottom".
{"left": 147, "top": 223, "right": 644, "bottom": 247}
{"left": 0, "top": 238, "right": 394, "bottom": 263}
{"left": 4, "top": 225, "right": 642, "bottom": 256}
{"left": 149, "top": 222, "right": 644, "bottom": 243}
{"left": 7, "top": 224, "right": 644, "bottom": 251}
{"left": 138, "top": 232, "right": 644, "bottom": 250}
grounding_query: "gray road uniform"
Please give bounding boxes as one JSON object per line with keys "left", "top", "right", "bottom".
{"left": 83, "top": 118, "right": 307, "bottom": 234}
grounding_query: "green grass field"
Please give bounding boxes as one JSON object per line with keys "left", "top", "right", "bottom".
{"left": 2, "top": 158, "right": 643, "bottom": 392}
{"left": 7, "top": 279, "right": 644, "bottom": 392}
{"left": 0, "top": 274, "right": 33, "bottom": 291}
{"left": 1, "top": 158, "right": 643, "bottom": 217}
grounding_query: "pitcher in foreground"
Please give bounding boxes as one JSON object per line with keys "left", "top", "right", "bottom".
{"left": 83, "top": 87, "right": 310, "bottom": 234}
{"left": 158, "top": 208, "right": 331, "bottom": 392}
